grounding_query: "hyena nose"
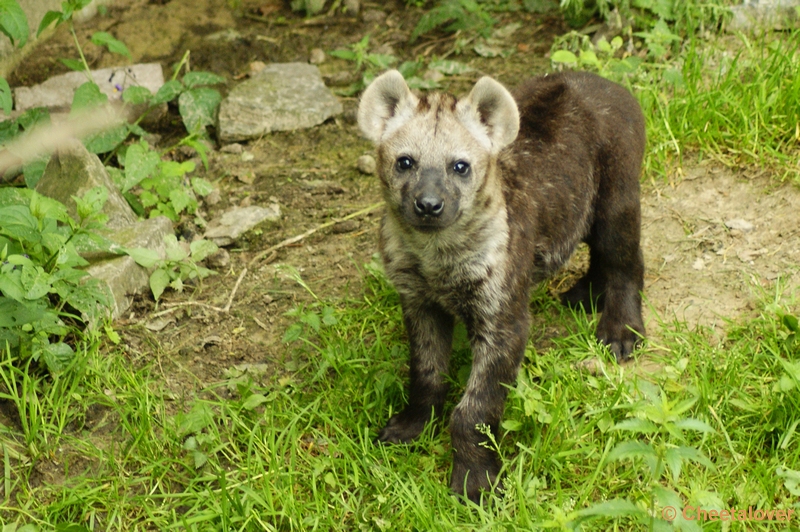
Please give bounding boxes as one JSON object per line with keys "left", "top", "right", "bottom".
{"left": 414, "top": 194, "right": 444, "bottom": 217}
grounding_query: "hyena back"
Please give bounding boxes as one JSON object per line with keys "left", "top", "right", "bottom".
{"left": 357, "top": 69, "right": 645, "bottom": 502}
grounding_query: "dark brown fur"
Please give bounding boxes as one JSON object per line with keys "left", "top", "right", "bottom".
{"left": 358, "top": 70, "right": 645, "bottom": 503}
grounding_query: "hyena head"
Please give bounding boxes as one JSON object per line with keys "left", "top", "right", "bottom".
{"left": 358, "top": 70, "right": 520, "bottom": 233}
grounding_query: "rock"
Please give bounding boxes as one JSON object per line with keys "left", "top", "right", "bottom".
{"left": 206, "top": 248, "right": 231, "bottom": 269}
{"left": 204, "top": 189, "right": 221, "bottom": 206}
{"left": 36, "top": 140, "right": 137, "bottom": 229}
{"left": 220, "top": 143, "right": 245, "bottom": 154}
{"left": 309, "top": 48, "right": 327, "bottom": 64}
{"left": 204, "top": 204, "right": 282, "bottom": 246}
{"left": 357, "top": 154, "right": 376, "bottom": 175}
{"left": 300, "top": 179, "right": 347, "bottom": 194}
{"left": 14, "top": 63, "right": 165, "bottom": 114}
{"left": 324, "top": 70, "right": 358, "bottom": 87}
{"left": 217, "top": 63, "right": 343, "bottom": 143}
{"left": 725, "top": 218, "right": 755, "bottom": 232}
{"left": 344, "top": 0, "right": 360, "bottom": 15}
{"left": 87, "top": 217, "right": 174, "bottom": 319}
{"left": 363, "top": 9, "right": 387, "bottom": 24}
{"left": 332, "top": 220, "right": 358, "bottom": 234}
{"left": 728, "top": 0, "right": 800, "bottom": 31}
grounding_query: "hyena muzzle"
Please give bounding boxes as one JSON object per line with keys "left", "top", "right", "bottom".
{"left": 357, "top": 69, "right": 645, "bottom": 502}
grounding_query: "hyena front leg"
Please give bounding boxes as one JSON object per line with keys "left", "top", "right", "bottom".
{"left": 378, "top": 298, "right": 454, "bottom": 443}
{"left": 449, "top": 306, "right": 529, "bottom": 502}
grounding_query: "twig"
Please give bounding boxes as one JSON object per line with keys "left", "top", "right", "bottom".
{"left": 150, "top": 267, "right": 248, "bottom": 316}
{"left": 247, "top": 202, "right": 384, "bottom": 269}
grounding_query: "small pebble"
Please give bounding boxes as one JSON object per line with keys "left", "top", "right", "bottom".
{"left": 725, "top": 218, "right": 754, "bottom": 232}
{"left": 309, "top": 48, "right": 327, "bottom": 64}
{"left": 357, "top": 154, "right": 377, "bottom": 175}
{"left": 332, "top": 220, "right": 359, "bottom": 234}
{"left": 221, "top": 143, "right": 244, "bottom": 154}
{"left": 206, "top": 248, "right": 230, "bottom": 269}
{"left": 204, "top": 189, "right": 221, "bottom": 206}
{"left": 344, "top": 0, "right": 360, "bottom": 15}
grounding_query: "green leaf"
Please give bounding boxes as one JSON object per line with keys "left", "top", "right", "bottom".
{"left": 177, "top": 402, "right": 213, "bottom": 436}
{"left": 37, "top": 9, "right": 63, "bottom": 36}
{"left": 784, "top": 314, "right": 799, "bottom": 333}
{"left": 122, "top": 142, "right": 160, "bottom": 192}
{"left": 84, "top": 124, "right": 128, "bottom": 154}
{"left": 606, "top": 440, "right": 657, "bottom": 463}
{"left": 0, "top": 297, "right": 45, "bottom": 327}
{"left": 90, "top": 31, "right": 131, "bottom": 58}
{"left": 189, "top": 239, "right": 217, "bottom": 262}
{"left": 612, "top": 418, "right": 659, "bottom": 433}
{"left": 149, "top": 268, "right": 170, "bottom": 300}
{"left": 673, "top": 418, "right": 715, "bottom": 434}
{"left": 301, "top": 311, "right": 321, "bottom": 333}
{"left": 168, "top": 187, "right": 194, "bottom": 215}
{"left": 328, "top": 49, "right": 357, "bottom": 61}
{"left": 0, "top": 0, "right": 29, "bottom": 47}
{"left": 502, "top": 419, "right": 523, "bottom": 431}
{"left": 73, "top": 186, "right": 108, "bottom": 220}
{"left": 191, "top": 177, "right": 214, "bottom": 197}
{"left": 0, "top": 77, "right": 11, "bottom": 115}
{"left": 58, "top": 57, "right": 85, "bottom": 71}
{"left": 17, "top": 106, "right": 50, "bottom": 130}
{"left": 125, "top": 247, "right": 160, "bottom": 268}
{"left": 242, "top": 393, "right": 269, "bottom": 410}
{"left": 122, "top": 85, "right": 153, "bottom": 105}
{"left": 152, "top": 79, "right": 184, "bottom": 104}
{"left": 551, "top": 50, "right": 578, "bottom": 64}
{"left": 23, "top": 156, "right": 49, "bottom": 188}
{"left": 178, "top": 87, "right": 222, "bottom": 134}
{"left": 70, "top": 81, "right": 107, "bottom": 113}
{"left": 182, "top": 71, "right": 226, "bottom": 88}
{"left": 0, "top": 205, "right": 40, "bottom": 243}
{"left": 577, "top": 499, "right": 646, "bottom": 519}
{"left": 20, "top": 264, "right": 52, "bottom": 299}
{"left": 41, "top": 341, "right": 75, "bottom": 372}
{"left": 282, "top": 323, "right": 304, "bottom": 343}
{"left": 321, "top": 306, "right": 337, "bottom": 326}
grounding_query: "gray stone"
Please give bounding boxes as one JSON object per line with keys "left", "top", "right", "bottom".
{"left": 217, "top": 63, "right": 343, "bottom": 143}
{"left": 357, "top": 154, "right": 376, "bottom": 175}
{"left": 36, "top": 140, "right": 137, "bottom": 229}
{"left": 309, "top": 48, "right": 327, "bottom": 65}
{"left": 87, "top": 217, "right": 174, "bottom": 319}
{"left": 725, "top": 218, "right": 755, "bottom": 232}
{"left": 204, "top": 204, "right": 282, "bottom": 246}
{"left": 344, "top": 0, "right": 360, "bottom": 15}
{"left": 220, "top": 143, "right": 245, "bottom": 154}
{"left": 14, "top": 63, "right": 165, "bottom": 113}
{"left": 729, "top": 0, "right": 800, "bottom": 31}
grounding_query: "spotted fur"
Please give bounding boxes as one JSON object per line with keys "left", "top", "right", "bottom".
{"left": 358, "top": 69, "right": 646, "bottom": 503}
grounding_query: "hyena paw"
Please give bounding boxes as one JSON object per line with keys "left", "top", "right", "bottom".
{"left": 596, "top": 315, "right": 644, "bottom": 361}
{"left": 376, "top": 410, "right": 431, "bottom": 444}
{"left": 450, "top": 455, "right": 502, "bottom": 504}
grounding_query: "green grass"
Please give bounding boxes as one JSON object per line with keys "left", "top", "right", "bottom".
{"left": 638, "top": 30, "right": 800, "bottom": 180}
{"left": 4, "top": 16, "right": 800, "bottom": 532}
{"left": 2, "top": 263, "right": 799, "bottom": 530}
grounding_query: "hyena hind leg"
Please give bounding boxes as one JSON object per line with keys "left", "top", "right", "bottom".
{"left": 560, "top": 251, "right": 607, "bottom": 313}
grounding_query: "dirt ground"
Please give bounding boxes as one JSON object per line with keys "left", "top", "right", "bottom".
{"left": 8, "top": 0, "right": 800, "bottom": 396}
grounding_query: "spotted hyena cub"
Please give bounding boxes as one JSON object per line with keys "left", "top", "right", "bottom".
{"left": 357, "top": 69, "right": 646, "bottom": 502}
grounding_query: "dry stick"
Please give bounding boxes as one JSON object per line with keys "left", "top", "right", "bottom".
{"left": 247, "top": 201, "right": 384, "bottom": 270}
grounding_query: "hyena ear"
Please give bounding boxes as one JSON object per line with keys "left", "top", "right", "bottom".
{"left": 358, "top": 70, "right": 419, "bottom": 144}
{"left": 457, "top": 76, "right": 520, "bottom": 152}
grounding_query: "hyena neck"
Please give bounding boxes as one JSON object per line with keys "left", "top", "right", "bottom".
{"left": 389, "top": 200, "right": 510, "bottom": 280}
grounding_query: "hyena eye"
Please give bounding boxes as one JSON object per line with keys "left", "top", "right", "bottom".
{"left": 396, "top": 156, "right": 415, "bottom": 171}
{"left": 453, "top": 161, "right": 470, "bottom": 176}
